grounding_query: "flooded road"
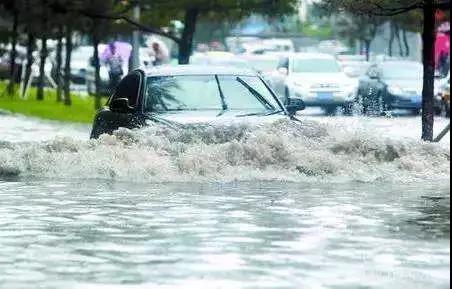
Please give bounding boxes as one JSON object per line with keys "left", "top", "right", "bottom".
{"left": 0, "top": 113, "right": 450, "bottom": 289}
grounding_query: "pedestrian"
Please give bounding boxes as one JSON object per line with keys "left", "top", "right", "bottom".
{"left": 105, "top": 42, "right": 124, "bottom": 92}
{"left": 151, "top": 42, "right": 169, "bottom": 66}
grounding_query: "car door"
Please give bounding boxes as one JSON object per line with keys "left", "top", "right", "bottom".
{"left": 90, "top": 71, "right": 146, "bottom": 139}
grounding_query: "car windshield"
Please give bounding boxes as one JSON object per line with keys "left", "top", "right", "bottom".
{"left": 145, "top": 75, "right": 281, "bottom": 114}
{"left": 293, "top": 59, "right": 341, "bottom": 73}
{"left": 382, "top": 64, "right": 423, "bottom": 79}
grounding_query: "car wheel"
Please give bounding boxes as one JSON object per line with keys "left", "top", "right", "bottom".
{"left": 367, "top": 92, "right": 385, "bottom": 116}
{"left": 341, "top": 103, "right": 354, "bottom": 116}
{"left": 411, "top": 108, "right": 421, "bottom": 116}
{"left": 324, "top": 106, "right": 337, "bottom": 116}
{"left": 352, "top": 93, "right": 365, "bottom": 116}
{"left": 442, "top": 100, "right": 451, "bottom": 118}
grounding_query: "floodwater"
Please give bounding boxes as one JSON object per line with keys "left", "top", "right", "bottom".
{"left": 0, "top": 111, "right": 450, "bottom": 289}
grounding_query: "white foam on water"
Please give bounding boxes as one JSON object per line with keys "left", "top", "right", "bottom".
{"left": 0, "top": 119, "right": 449, "bottom": 183}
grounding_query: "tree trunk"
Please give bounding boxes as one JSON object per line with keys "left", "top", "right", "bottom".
{"left": 388, "top": 22, "right": 395, "bottom": 57}
{"left": 93, "top": 26, "right": 102, "bottom": 110}
{"left": 7, "top": 11, "right": 19, "bottom": 96}
{"left": 364, "top": 40, "right": 371, "bottom": 62}
{"left": 178, "top": 8, "right": 199, "bottom": 64}
{"left": 22, "top": 32, "right": 35, "bottom": 98}
{"left": 56, "top": 26, "right": 63, "bottom": 102}
{"left": 421, "top": 2, "right": 436, "bottom": 141}
{"left": 394, "top": 24, "right": 404, "bottom": 57}
{"left": 37, "top": 37, "right": 47, "bottom": 101}
{"left": 64, "top": 24, "right": 73, "bottom": 106}
{"left": 402, "top": 30, "right": 410, "bottom": 57}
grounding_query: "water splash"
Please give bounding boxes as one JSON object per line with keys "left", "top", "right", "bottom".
{"left": 0, "top": 119, "right": 449, "bottom": 183}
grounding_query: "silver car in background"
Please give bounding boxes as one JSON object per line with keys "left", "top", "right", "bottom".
{"left": 271, "top": 53, "right": 358, "bottom": 115}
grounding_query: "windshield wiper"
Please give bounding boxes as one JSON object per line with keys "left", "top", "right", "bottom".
{"left": 236, "top": 110, "right": 285, "bottom": 118}
{"left": 236, "top": 77, "right": 274, "bottom": 110}
{"left": 215, "top": 75, "right": 228, "bottom": 116}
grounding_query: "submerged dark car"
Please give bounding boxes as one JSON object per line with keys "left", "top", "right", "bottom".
{"left": 90, "top": 66, "right": 305, "bottom": 139}
{"left": 357, "top": 61, "right": 423, "bottom": 115}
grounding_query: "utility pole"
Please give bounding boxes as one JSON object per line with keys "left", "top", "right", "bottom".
{"left": 131, "top": 2, "right": 141, "bottom": 70}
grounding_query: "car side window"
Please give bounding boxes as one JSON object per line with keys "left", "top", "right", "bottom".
{"left": 111, "top": 73, "right": 141, "bottom": 107}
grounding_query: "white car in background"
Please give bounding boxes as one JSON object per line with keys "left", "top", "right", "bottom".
{"left": 337, "top": 54, "right": 370, "bottom": 78}
{"left": 237, "top": 53, "right": 280, "bottom": 78}
{"left": 271, "top": 53, "right": 358, "bottom": 115}
{"left": 239, "top": 38, "right": 295, "bottom": 55}
{"left": 190, "top": 51, "right": 250, "bottom": 68}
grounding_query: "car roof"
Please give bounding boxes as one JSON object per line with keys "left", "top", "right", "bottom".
{"left": 378, "top": 61, "right": 423, "bottom": 68}
{"left": 238, "top": 54, "right": 281, "bottom": 60}
{"left": 288, "top": 53, "right": 336, "bottom": 60}
{"left": 146, "top": 65, "right": 257, "bottom": 77}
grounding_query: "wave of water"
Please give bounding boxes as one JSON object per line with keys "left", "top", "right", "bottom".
{"left": 0, "top": 119, "right": 449, "bottom": 183}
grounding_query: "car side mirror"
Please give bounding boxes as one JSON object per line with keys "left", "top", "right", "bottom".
{"left": 278, "top": 67, "right": 288, "bottom": 76}
{"left": 110, "top": 98, "right": 134, "bottom": 113}
{"left": 286, "top": 98, "right": 306, "bottom": 116}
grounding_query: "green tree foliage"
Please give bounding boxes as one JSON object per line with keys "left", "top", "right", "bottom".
{"left": 129, "top": 0, "right": 299, "bottom": 63}
{"left": 1, "top": 0, "right": 298, "bottom": 106}
{"left": 335, "top": 14, "right": 384, "bottom": 60}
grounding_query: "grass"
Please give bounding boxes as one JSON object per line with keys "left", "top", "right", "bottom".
{"left": 0, "top": 82, "right": 99, "bottom": 123}
{"left": 298, "top": 23, "right": 334, "bottom": 40}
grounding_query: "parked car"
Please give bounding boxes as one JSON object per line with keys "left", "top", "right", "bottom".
{"left": 50, "top": 46, "right": 93, "bottom": 86}
{"left": 0, "top": 45, "right": 26, "bottom": 81}
{"left": 238, "top": 54, "right": 279, "bottom": 74}
{"left": 90, "top": 66, "right": 306, "bottom": 139}
{"left": 190, "top": 51, "right": 250, "bottom": 69}
{"left": 318, "top": 40, "right": 349, "bottom": 55}
{"left": 237, "top": 54, "right": 280, "bottom": 86}
{"left": 434, "top": 70, "right": 450, "bottom": 115}
{"left": 357, "top": 61, "right": 423, "bottom": 115}
{"left": 337, "top": 54, "right": 370, "bottom": 78}
{"left": 437, "top": 78, "right": 450, "bottom": 117}
{"left": 271, "top": 53, "right": 358, "bottom": 115}
{"left": 240, "top": 38, "right": 295, "bottom": 55}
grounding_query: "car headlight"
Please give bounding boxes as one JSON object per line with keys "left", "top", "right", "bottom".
{"left": 344, "top": 83, "right": 357, "bottom": 90}
{"left": 388, "top": 85, "right": 403, "bottom": 95}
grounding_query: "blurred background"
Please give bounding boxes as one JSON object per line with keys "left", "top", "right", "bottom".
{"left": 0, "top": 0, "right": 449, "bottom": 124}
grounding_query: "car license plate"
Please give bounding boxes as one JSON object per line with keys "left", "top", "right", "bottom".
{"left": 411, "top": 96, "right": 422, "bottom": 103}
{"left": 317, "top": 92, "right": 333, "bottom": 100}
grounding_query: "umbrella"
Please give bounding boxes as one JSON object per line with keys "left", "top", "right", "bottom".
{"left": 100, "top": 41, "right": 132, "bottom": 63}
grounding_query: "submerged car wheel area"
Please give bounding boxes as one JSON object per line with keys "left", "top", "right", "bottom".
{"left": 90, "top": 66, "right": 305, "bottom": 139}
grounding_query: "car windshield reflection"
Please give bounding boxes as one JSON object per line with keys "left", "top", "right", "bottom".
{"left": 145, "top": 75, "right": 282, "bottom": 116}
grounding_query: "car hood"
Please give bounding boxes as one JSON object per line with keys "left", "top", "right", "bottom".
{"left": 146, "top": 110, "right": 289, "bottom": 128}
{"left": 384, "top": 79, "right": 423, "bottom": 93}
